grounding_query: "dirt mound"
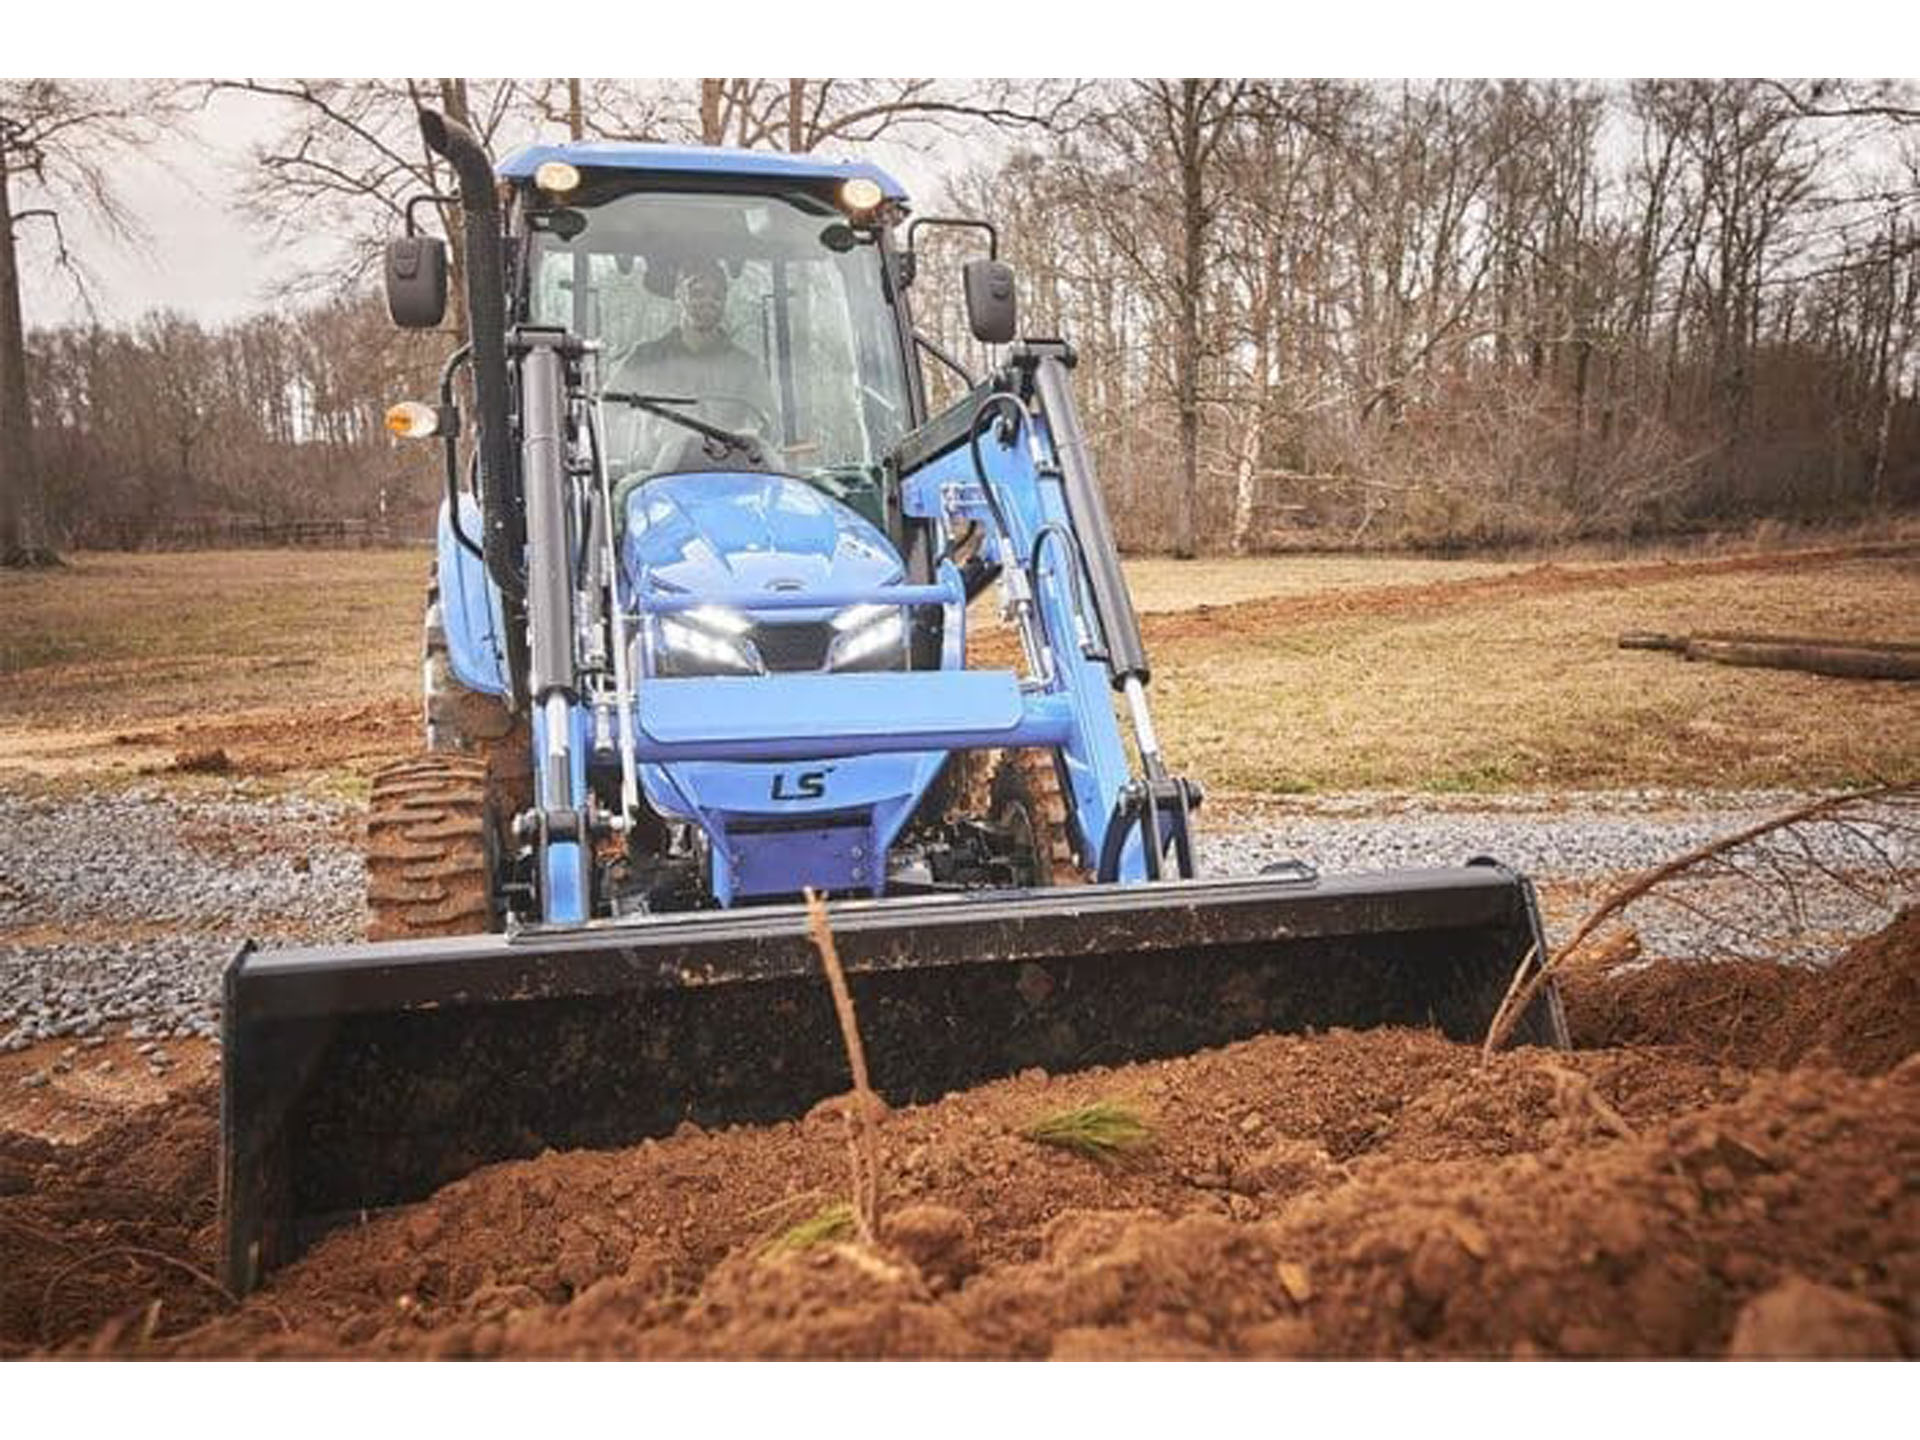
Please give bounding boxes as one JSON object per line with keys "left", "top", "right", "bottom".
{"left": 13, "top": 909, "right": 1916, "bottom": 1359}
{"left": 1776, "top": 907, "right": 1920, "bottom": 1075}
{"left": 1561, "top": 908, "right": 1919, "bottom": 1075}
{"left": 1, "top": 1081, "right": 223, "bottom": 1355}
{"left": 156, "top": 1048, "right": 1914, "bottom": 1360}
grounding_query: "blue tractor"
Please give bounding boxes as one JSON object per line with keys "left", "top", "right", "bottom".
{"left": 218, "top": 111, "right": 1565, "bottom": 1289}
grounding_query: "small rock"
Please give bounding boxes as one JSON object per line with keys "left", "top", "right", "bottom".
{"left": 97, "top": 1059, "right": 115, "bottom": 1075}
{"left": 20, "top": 1071, "right": 49, "bottom": 1089}
{"left": 1446, "top": 1216, "right": 1492, "bottom": 1261}
{"left": 1276, "top": 1261, "right": 1312, "bottom": 1305}
{"left": 135, "top": 1042, "right": 160, "bottom": 1057}
{"left": 51, "top": 1060, "right": 71, "bottom": 1076}
{"left": 81, "top": 1036, "right": 108, "bottom": 1050}
{"left": 1727, "top": 1277, "right": 1902, "bottom": 1359}
{"left": 1239, "top": 1111, "right": 1267, "bottom": 1136}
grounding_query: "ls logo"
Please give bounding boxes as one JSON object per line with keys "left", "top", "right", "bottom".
{"left": 770, "top": 767, "right": 831, "bottom": 801}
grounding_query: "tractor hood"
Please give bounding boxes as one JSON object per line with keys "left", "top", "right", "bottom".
{"left": 620, "top": 472, "right": 903, "bottom": 601}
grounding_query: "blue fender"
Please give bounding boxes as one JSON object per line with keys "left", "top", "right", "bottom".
{"left": 435, "top": 495, "right": 509, "bottom": 697}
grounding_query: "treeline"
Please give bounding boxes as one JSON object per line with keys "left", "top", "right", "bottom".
{"left": 26, "top": 298, "right": 442, "bottom": 547}
{"left": 923, "top": 80, "right": 1920, "bottom": 552}
{"left": 18, "top": 78, "right": 1920, "bottom": 554}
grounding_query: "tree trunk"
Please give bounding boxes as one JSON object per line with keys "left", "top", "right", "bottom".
{"left": 1173, "top": 80, "right": 1205, "bottom": 560}
{"left": 0, "top": 135, "right": 48, "bottom": 562}
{"left": 436, "top": 78, "right": 474, "bottom": 339}
{"left": 787, "top": 80, "right": 806, "bottom": 152}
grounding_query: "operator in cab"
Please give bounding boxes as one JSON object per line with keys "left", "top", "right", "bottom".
{"left": 607, "top": 257, "right": 780, "bottom": 474}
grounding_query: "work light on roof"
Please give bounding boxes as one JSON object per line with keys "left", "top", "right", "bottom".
{"left": 839, "top": 177, "right": 885, "bottom": 216}
{"left": 535, "top": 160, "right": 581, "bottom": 195}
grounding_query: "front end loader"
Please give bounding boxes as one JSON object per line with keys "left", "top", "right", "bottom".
{"left": 219, "top": 112, "right": 1565, "bottom": 1291}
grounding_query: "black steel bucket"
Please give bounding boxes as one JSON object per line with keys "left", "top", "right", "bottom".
{"left": 219, "top": 863, "right": 1565, "bottom": 1291}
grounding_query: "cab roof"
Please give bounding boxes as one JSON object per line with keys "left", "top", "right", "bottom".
{"left": 497, "top": 142, "right": 909, "bottom": 201}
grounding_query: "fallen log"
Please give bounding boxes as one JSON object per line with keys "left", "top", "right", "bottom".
{"left": 1619, "top": 631, "right": 1920, "bottom": 680}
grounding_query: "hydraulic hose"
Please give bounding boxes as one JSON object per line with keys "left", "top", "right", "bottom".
{"left": 436, "top": 344, "right": 483, "bottom": 562}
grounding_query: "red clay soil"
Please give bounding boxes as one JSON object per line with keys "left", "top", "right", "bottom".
{"left": 5, "top": 911, "right": 1915, "bottom": 1360}
{"left": 1560, "top": 908, "right": 1920, "bottom": 1076}
{"left": 113, "top": 698, "right": 419, "bottom": 785}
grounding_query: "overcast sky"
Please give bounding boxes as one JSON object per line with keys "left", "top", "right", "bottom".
{"left": 13, "top": 83, "right": 965, "bottom": 330}
{"left": 18, "top": 88, "right": 305, "bottom": 327}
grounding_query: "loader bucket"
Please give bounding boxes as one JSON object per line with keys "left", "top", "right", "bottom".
{"left": 219, "top": 863, "right": 1565, "bottom": 1290}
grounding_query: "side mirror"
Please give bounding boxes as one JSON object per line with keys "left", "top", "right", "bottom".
{"left": 385, "top": 235, "right": 448, "bottom": 329}
{"left": 963, "top": 258, "right": 1017, "bottom": 345}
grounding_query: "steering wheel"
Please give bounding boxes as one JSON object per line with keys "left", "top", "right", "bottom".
{"left": 698, "top": 393, "right": 776, "bottom": 444}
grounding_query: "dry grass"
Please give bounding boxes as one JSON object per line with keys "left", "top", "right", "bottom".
{"left": 2, "top": 543, "right": 1913, "bottom": 797}
{"left": 1022, "top": 1100, "right": 1156, "bottom": 1163}
{"left": 0, "top": 549, "right": 422, "bottom": 726}
{"left": 1149, "top": 555, "right": 1920, "bottom": 794}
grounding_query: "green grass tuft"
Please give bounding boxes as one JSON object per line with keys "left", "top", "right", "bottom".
{"left": 766, "top": 1201, "right": 856, "bottom": 1252}
{"left": 1022, "top": 1100, "right": 1155, "bottom": 1163}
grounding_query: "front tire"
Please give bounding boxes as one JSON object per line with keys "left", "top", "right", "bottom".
{"left": 365, "top": 753, "right": 500, "bottom": 940}
{"left": 990, "top": 749, "right": 1090, "bottom": 887}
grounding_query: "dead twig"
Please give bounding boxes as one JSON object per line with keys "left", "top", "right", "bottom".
{"left": 1482, "top": 785, "right": 1908, "bottom": 1056}
{"left": 1538, "top": 1062, "right": 1637, "bottom": 1141}
{"left": 38, "top": 1244, "right": 270, "bottom": 1346}
{"left": 804, "top": 889, "right": 881, "bottom": 1247}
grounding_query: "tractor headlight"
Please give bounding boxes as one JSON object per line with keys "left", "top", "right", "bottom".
{"left": 654, "top": 607, "right": 761, "bottom": 676}
{"left": 827, "top": 603, "right": 907, "bottom": 671}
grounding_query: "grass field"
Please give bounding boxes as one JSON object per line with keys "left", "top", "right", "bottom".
{"left": 1, "top": 544, "right": 1914, "bottom": 795}
{"left": 1144, "top": 553, "right": 1920, "bottom": 792}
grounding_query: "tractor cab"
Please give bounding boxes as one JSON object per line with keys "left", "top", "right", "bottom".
{"left": 506, "top": 145, "right": 924, "bottom": 539}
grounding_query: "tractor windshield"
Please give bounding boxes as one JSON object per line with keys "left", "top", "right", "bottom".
{"left": 528, "top": 188, "right": 913, "bottom": 517}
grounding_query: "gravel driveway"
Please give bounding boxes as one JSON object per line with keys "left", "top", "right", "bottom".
{"left": 2, "top": 784, "right": 1910, "bottom": 1051}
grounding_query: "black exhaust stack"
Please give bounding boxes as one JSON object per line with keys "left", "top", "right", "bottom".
{"left": 418, "top": 108, "right": 528, "bottom": 704}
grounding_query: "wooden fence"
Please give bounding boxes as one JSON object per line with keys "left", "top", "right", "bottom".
{"left": 74, "top": 516, "right": 432, "bottom": 551}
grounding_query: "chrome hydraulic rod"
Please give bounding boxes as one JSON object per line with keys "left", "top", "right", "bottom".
{"left": 589, "top": 397, "right": 640, "bottom": 832}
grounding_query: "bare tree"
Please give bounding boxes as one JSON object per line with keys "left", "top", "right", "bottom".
{"left": 685, "top": 78, "right": 1089, "bottom": 152}
{"left": 203, "top": 78, "right": 521, "bottom": 317}
{"left": 0, "top": 80, "right": 183, "bottom": 564}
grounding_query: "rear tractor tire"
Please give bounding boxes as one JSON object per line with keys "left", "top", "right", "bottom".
{"left": 365, "top": 753, "right": 500, "bottom": 941}
{"left": 990, "top": 748, "right": 1090, "bottom": 887}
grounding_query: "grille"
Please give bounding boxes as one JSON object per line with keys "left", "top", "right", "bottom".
{"left": 754, "top": 621, "right": 834, "bottom": 672}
